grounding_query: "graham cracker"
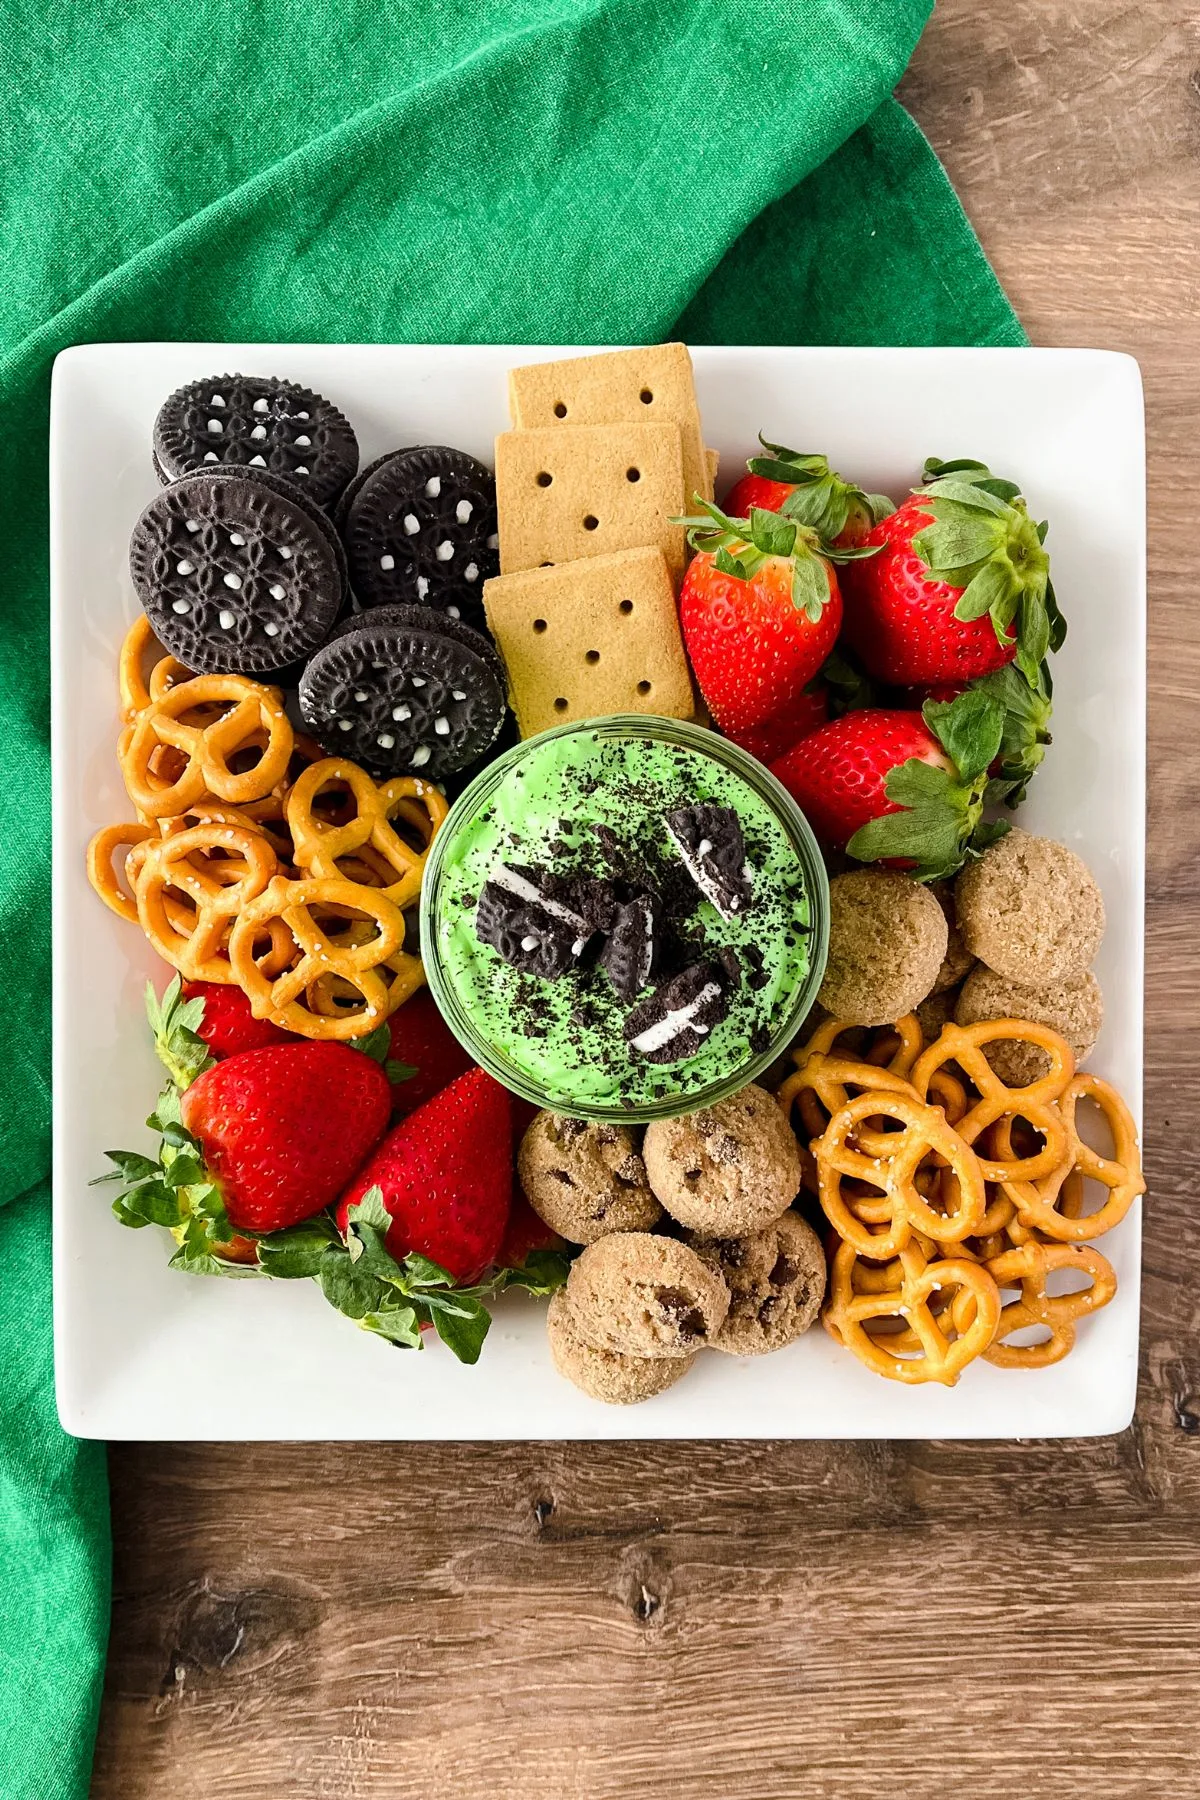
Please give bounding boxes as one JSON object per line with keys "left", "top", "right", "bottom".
{"left": 483, "top": 546, "right": 694, "bottom": 738}
{"left": 495, "top": 423, "right": 686, "bottom": 576}
{"left": 507, "top": 342, "right": 712, "bottom": 506}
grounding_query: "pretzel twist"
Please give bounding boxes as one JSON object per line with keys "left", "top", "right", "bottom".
{"left": 134, "top": 821, "right": 280, "bottom": 982}
{"left": 228, "top": 877, "right": 423, "bottom": 1039}
{"left": 999, "top": 1073, "right": 1145, "bottom": 1241}
{"left": 824, "top": 1238, "right": 1001, "bottom": 1386}
{"left": 86, "top": 821, "right": 155, "bottom": 924}
{"left": 951, "top": 1240, "right": 1118, "bottom": 1369}
{"left": 121, "top": 674, "right": 293, "bottom": 818}
{"left": 910, "top": 1019, "right": 1073, "bottom": 1182}
{"left": 815, "top": 1090, "right": 988, "bottom": 1259}
{"left": 286, "top": 760, "right": 449, "bottom": 908}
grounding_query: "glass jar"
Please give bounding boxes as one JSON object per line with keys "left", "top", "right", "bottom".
{"left": 420, "top": 715, "right": 830, "bottom": 1121}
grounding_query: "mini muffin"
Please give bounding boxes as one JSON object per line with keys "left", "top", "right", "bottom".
{"left": 546, "top": 1289, "right": 695, "bottom": 1404}
{"left": 954, "top": 964, "right": 1104, "bottom": 1085}
{"left": 518, "top": 1113, "right": 661, "bottom": 1244}
{"left": 565, "top": 1232, "right": 730, "bottom": 1359}
{"left": 688, "top": 1211, "right": 826, "bottom": 1356}
{"left": 643, "top": 1084, "right": 801, "bottom": 1234}
{"left": 955, "top": 830, "right": 1105, "bottom": 984}
{"left": 817, "top": 870, "right": 948, "bottom": 1027}
{"left": 929, "top": 881, "right": 975, "bottom": 994}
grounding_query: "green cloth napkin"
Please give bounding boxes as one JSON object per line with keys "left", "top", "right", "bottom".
{"left": 0, "top": 2, "right": 1021, "bottom": 1792}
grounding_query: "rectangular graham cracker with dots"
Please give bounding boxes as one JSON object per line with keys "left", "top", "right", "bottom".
{"left": 507, "top": 343, "right": 713, "bottom": 507}
{"left": 494, "top": 423, "right": 686, "bottom": 576}
{"left": 483, "top": 546, "right": 694, "bottom": 738}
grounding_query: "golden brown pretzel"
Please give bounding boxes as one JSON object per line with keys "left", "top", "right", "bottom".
{"left": 134, "top": 821, "right": 279, "bottom": 982}
{"left": 227, "top": 876, "right": 423, "bottom": 1039}
{"left": 121, "top": 674, "right": 294, "bottom": 819}
{"left": 86, "top": 821, "right": 155, "bottom": 923}
{"left": 285, "top": 760, "right": 449, "bottom": 909}
{"left": 1000, "top": 1073, "right": 1145, "bottom": 1242}
{"left": 951, "top": 1239, "right": 1118, "bottom": 1369}
{"left": 824, "top": 1238, "right": 1001, "bottom": 1386}
{"left": 814, "top": 1090, "right": 988, "bottom": 1258}
{"left": 910, "top": 1019, "right": 1073, "bottom": 1183}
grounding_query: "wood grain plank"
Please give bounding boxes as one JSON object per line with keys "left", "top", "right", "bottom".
{"left": 91, "top": 4, "right": 1200, "bottom": 1794}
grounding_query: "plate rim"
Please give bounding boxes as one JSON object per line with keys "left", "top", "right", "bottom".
{"left": 50, "top": 340, "right": 1146, "bottom": 1441}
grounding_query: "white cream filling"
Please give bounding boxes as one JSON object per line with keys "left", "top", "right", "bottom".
{"left": 630, "top": 981, "right": 721, "bottom": 1055}
{"left": 487, "top": 865, "right": 590, "bottom": 948}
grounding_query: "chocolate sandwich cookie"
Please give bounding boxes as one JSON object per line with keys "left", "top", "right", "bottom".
{"left": 153, "top": 373, "right": 359, "bottom": 508}
{"left": 623, "top": 962, "right": 729, "bottom": 1064}
{"left": 666, "top": 803, "right": 754, "bottom": 919}
{"left": 331, "top": 448, "right": 414, "bottom": 532}
{"left": 599, "top": 894, "right": 661, "bottom": 1002}
{"left": 298, "top": 603, "right": 506, "bottom": 779}
{"left": 476, "top": 864, "right": 593, "bottom": 978}
{"left": 341, "top": 445, "right": 500, "bottom": 627}
{"left": 129, "top": 468, "right": 348, "bottom": 676}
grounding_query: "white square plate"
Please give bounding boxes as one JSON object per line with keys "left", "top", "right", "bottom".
{"left": 51, "top": 343, "right": 1145, "bottom": 1440}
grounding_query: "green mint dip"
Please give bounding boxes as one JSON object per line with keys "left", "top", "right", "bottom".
{"left": 424, "top": 721, "right": 820, "bottom": 1116}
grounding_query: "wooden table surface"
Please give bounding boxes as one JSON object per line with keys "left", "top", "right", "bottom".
{"left": 90, "top": 5, "right": 1200, "bottom": 1795}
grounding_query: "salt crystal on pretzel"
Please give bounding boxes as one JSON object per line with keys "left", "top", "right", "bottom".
{"left": 121, "top": 673, "right": 294, "bottom": 819}
{"left": 814, "top": 1089, "right": 988, "bottom": 1259}
{"left": 228, "top": 875, "right": 424, "bottom": 1040}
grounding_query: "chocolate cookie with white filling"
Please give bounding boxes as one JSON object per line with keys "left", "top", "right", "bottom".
{"left": 298, "top": 603, "right": 505, "bottom": 778}
{"left": 341, "top": 445, "right": 499, "bottom": 627}
{"left": 665, "top": 802, "right": 754, "bottom": 919}
{"left": 623, "top": 962, "right": 730, "bottom": 1064}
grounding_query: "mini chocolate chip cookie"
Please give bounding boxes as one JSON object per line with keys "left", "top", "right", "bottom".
{"left": 565, "top": 1232, "right": 729, "bottom": 1358}
{"left": 546, "top": 1289, "right": 695, "bottom": 1405}
{"left": 518, "top": 1114, "right": 661, "bottom": 1244}
{"left": 642, "top": 1083, "right": 801, "bottom": 1234}
{"left": 688, "top": 1211, "right": 826, "bottom": 1355}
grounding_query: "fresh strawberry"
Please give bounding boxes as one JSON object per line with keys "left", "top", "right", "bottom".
{"left": 496, "top": 1191, "right": 565, "bottom": 1269}
{"left": 179, "top": 1044, "right": 392, "bottom": 1232}
{"left": 679, "top": 502, "right": 869, "bottom": 744}
{"left": 385, "top": 987, "right": 473, "bottom": 1112}
{"left": 770, "top": 688, "right": 1012, "bottom": 880}
{"left": 510, "top": 1094, "right": 541, "bottom": 1144}
{"left": 840, "top": 458, "right": 1064, "bottom": 687}
{"left": 736, "top": 685, "right": 829, "bottom": 765}
{"left": 894, "top": 664, "right": 1053, "bottom": 805}
{"left": 723, "top": 442, "right": 894, "bottom": 548}
{"left": 337, "top": 1066, "right": 512, "bottom": 1284}
{"left": 181, "top": 980, "right": 299, "bottom": 1060}
{"left": 100, "top": 1013, "right": 393, "bottom": 1270}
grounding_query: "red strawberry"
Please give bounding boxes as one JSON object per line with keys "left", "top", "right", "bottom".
{"left": 840, "top": 458, "right": 1063, "bottom": 687}
{"left": 736, "top": 685, "right": 829, "bottom": 765}
{"left": 723, "top": 443, "right": 894, "bottom": 548}
{"left": 895, "top": 664, "right": 1054, "bottom": 805}
{"left": 182, "top": 981, "right": 299, "bottom": 1060}
{"left": 771, "top": 688, "right": 1011, "bottom": 879}
{"left": 496, "top": 1191, "right": 565, "bottom": 1269}
{"left": 337, "top": 1066, "right": 512, "bottom": 1284}
{"left": 385, "top": 987, "right": 473, "bottom": 1112}
{"left": 180, "top": 1043, "right": 392, "bottom": 1232}
{"left": 679, "top": 502, "right": 854, "bottom": 743}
